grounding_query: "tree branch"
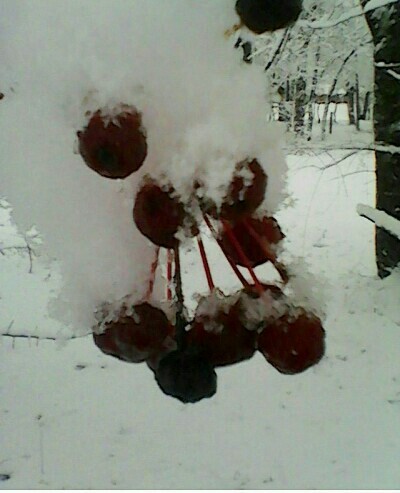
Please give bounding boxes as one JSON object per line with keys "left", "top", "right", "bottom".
{"left": 264, "top": 29, "right": 290, "bottom": 72}
{"left": 387, "top": 69, "right": 400, "bottom": 81}
{"left": 299, "top": 0, "right": 399, "bottom": 30}
{"left": 284, "top": 143, "right": 400, "bottom": 154}
{"left": 357, "top": 204, "right": 400, "bottom": 240}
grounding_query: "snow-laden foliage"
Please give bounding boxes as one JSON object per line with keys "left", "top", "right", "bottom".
{"left": 0, "top": 1, "right": 288, "bottom": 334}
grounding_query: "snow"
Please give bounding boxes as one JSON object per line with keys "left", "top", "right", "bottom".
{"left": 2, "top": 147, "right": 400, "bottom": 488}
{"left": 387, "top": 69, "right": 400, "bottom": 80}
{"left": 300, "top": 0, "right": 399, "bottom": 30}
{"left": 357, "top": 203, "right": 400, "bottom": 240}
{"left": 0, "top": 0, "right": 288, "bottom": 334}
{"left": 1, "top": 0, "right": 400, "bottom": 489}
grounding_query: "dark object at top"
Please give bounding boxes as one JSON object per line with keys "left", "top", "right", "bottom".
{"left": 155, "top": 347, "right": 217, "bottom": 403}
{"left": 235, "top": 0, "right": 302, "bottom": 34}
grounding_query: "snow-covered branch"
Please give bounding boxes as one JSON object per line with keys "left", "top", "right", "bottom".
{"left": 299, "top": 0, "right": 399, "bottom": 30}
{"left": 375, "top": 62, "right": 400, "bottom": 69}
{"left": 387, "top": 69, "right": 400, "bottom": 81}
{"left": 263, "top": 29, "right": 290, "bottom": 72}
{"left": 357, "top": 204, "right": 400, "bottom": 240}
{"left": 284, "top": 143, "right": 400, "bottom": 154}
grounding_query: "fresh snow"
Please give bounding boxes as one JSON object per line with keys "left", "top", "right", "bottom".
{"left": 0, "top": 0, "right": 287, "bottom": 334}
{"left": 1, "top": 1, "right": 400, "bottom": 490}
{"left": 299, "top": 0, "right": 399, "bottom": 30}
{"left": 1, "top": 148, "right": 400, "bottom": 489}
{"left": 357, "top": 203, "right": 400, "bottom": 240}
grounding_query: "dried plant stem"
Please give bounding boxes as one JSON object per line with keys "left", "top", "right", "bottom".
{"left": 221, "top": 219, "right": 264, "bottom": 295}
{"left": 203, "top": 214, "right": 250, "bottom": 288}
{"left": 197, "top": 236, "right": 215, "bottom": 291}
{"left": 243, "top": 219, "right": 289, "bottom": 284}
{"left": 145, "top": 246, "right": 160, "bottom": 300}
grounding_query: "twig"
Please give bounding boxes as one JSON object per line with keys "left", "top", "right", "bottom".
{"left": 221, "top": 220, "right": 264, "bottom": 295}
{"left": 25, "top": 237, "right": 34, "bottom": 274}
{"left": 284, "top": 143, "right": 400, "bottom": 154}
{"left": 197, "top": 236, "right": 215, "bottom": 291}
{"left": 298, "top": 0, "right": 399, "bottom": 30}
{"left": 264, "top": 29, "right": 290, "bottom": 72}
{"left": 357, "top": 204, "right": 400, "bottom": 240}
{"left": 298, "top": 151, "right": 361, "bottom": 172}
{"left": 167, "top": 249, "right": 173, "bottom": 301}
{"left": 145, "top": 246, "right": 160, "bottom": 300}
{"left": 203, "top": 214, "right": 250, "bottom": 288}
{"left": 173, "top": 245, "right": 188, "bottom": 350}
{"left": 36, "top": 414, "right": 45, "bottom": 476}
{"left": 1, "top": 332, "right": 88, "bottom": 341}
{"left": 0, "top": 238, "right": 37, "bottom": 273}
{"left": 242, "top": 219, "right": 289, "bottom": 283}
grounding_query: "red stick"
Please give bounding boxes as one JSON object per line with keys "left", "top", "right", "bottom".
{"left": 243, "top": 219, "right": 289, "bottom": 284}
{"left": 221, "top": 219, "right": 265, "bottom": 295}
{"left": 145, "top": 246, "right": 160, "bottom": 300}
{"left": 203, "top": 214, "right": 250, "bottom": 288}
{"left": 167, "top": 249, "right": 173, "bottom": 301}
{"left": 197, "top": 236, "right": 215, "bottom": 291}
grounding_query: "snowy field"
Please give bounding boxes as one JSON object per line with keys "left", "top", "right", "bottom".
{"left": 1, "top": 1, "right": 400, "bottom": 489}
{"left": 1, "top": 150, "right": 400, "bottom": 489}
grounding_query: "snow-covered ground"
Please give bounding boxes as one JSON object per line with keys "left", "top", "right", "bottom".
{"left": 1, "top": 1, "right": 400, "bottom": 489}
{"left": 1, "top": 149, "right": 400, "bottom": 489}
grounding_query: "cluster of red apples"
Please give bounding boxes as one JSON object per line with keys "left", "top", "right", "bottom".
{"left": 77, "top": 102, "right": 325, "bottom": 404}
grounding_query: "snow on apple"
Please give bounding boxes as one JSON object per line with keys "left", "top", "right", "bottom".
{"left": 0, "top": 0, "right": 329, "bottom": 402}
{"left": 0, "top": 1, "right": 288, "bottom": 332}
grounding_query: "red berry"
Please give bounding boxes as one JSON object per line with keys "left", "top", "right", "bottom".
{"left": 187, "top": 294, "right": 257, "bottom": 367}
{"left": 93, "top": 329, "right": 123, "bottom": 360}
{"left": 220, "top": 159, "right": 267, "bottom": 221}
{"left": 77, "top": 105, "right": 147, "bottom": 179}
{"left": 235, "top": 0, "right": 303, "bottom": 34}
{"left": 257, "top": 309, "right": 325, "bottom": 374}
{"left": 155, "top": 347, "right": 217, "bottom": 403}
{"left": 116, "top": 303, "right": 172, "bottom": 361}
{"left": 220, "top": 215, "right": 284, "bottom": 267}
{"left": 93, "top": 302, "right": 172, "bottom": 363}
{"left": 133, "top": 178, "right": 188, "bottom": 249}
{"left": 233, "top": 283, "right": 288, "bottom": 331}
{"left": 199, "top": 159, "right": 266, "bottom": 221}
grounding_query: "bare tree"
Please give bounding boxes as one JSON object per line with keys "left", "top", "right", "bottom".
{"left": 361, "top": 0, "right": 400, "bottom": 278}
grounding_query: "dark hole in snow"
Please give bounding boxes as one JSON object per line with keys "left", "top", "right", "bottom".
{"left": 0, "top": 474, "right": 11, "bottom": 482}
{"left": 75, "top": 364, "right": 87, "bottom": 370}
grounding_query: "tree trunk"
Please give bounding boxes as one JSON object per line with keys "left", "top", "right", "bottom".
{"left": 294, "top": 76, "right": 307, "bottom": 135}
{"left": 347, "top": 86, "right": 356, "bottom": 125}
{"left": 306, "top": 46, "right": 321, "bottom": 140}
{"left": 360, "top": 91, "right": 371, "bottom": 120}
{"left": 355, "top": 73, "right": 361, "bottom": 130}
{"left": 362, "top": 1, "right": 400, "bottom": 278}
{"left": 321, "top": 49, "right": 356, "bottom": 139}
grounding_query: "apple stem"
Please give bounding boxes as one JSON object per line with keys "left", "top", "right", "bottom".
{"left": 167, "top": 249, "right": 173, "bottom": 301}
{"left": 173, "top": 245, "right": 188, "bottom": 350}
{"left": 145, "top": 246, "right": 160, "bottom": 300}
{"left": 197, "top": 236, "right": 215, "bottom": 291}
{"left": 221, "top": 219, "right": 265, "bottom": 295}
{"left": 242, "top": 219, "right": 289, "bottom": 284}
{"left": 203, "top": 214, "right": 250, "bottom": 288}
